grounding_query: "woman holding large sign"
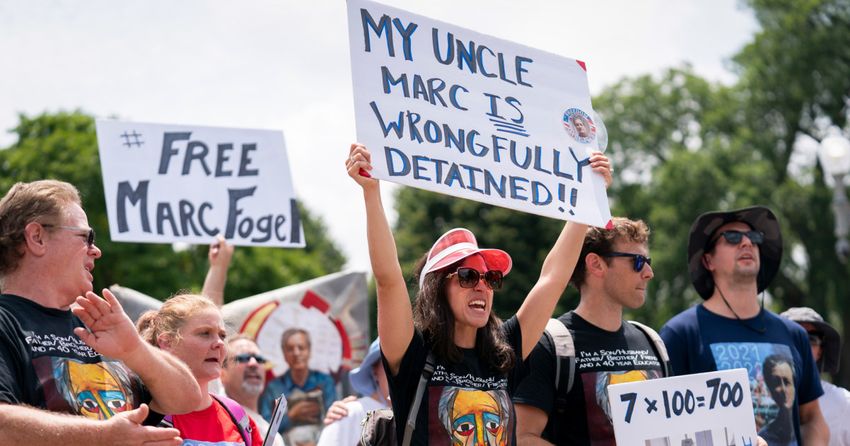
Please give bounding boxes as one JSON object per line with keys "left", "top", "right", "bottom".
{"left": 345, "top": 143, "right": 612, "bottom": 445}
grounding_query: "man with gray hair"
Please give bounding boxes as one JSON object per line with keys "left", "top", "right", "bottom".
{"left": 0, "top": 180, "right": 202, "bottom": 445}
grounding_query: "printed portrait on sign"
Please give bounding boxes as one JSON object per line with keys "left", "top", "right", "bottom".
{"left": 562, "top": 108, "right": 596, "bottom": 145}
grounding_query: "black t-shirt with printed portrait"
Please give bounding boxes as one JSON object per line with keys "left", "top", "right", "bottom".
{"left": 512, "top": 311, "right": 665, "bottom": 446}
{"left": 382, "top": 315, "right": 527, "bottom": 446}
{"left": 0, "top": 293, "right": 151, "bottom": 419}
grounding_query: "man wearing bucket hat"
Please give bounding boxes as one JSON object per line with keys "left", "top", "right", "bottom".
{"left": 317, "top": 339, "right": 389, "bottom": 446}
{"left": 781, "top": 307, "right": 850, "bottom": 446}
{"left": 660, "top": 206, "right": 828, "bottom": 445}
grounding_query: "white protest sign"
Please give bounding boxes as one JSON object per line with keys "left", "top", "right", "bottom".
{"left": 95, "top": 120, "right": 305, "bottom": 247}
{"left": 608, "top": 369, "right": 758, "bottom": 446}
{"left": 347, "top": 0, "right": 611, "bottom": 226}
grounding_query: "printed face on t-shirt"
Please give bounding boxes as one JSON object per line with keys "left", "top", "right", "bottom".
{"left": 435, "top": 386, "right": 510, "bottom": 446}
{"left": 46, "top": 357, "right": 136, "bottom": 419}
{"left": 710, "top": 342, "right": 796, "bottom": 441}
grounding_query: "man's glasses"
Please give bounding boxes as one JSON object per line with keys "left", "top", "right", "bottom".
{"left": 602, "top": 252, "right": 652, "bottom": 272}
{"left": 807, "top": 333, "right": 824, "bottom": 347}
{"left": 42, "top": 224, "right": 95, "bottom": 248}
{"left": 711, "top": 230, "right": 764, "bottom": 248}
{"left": 447, "top": 267, "right": 503, "bottom": 290}
{"left": 232, "top": 353, "right": 267, "bottom": 364}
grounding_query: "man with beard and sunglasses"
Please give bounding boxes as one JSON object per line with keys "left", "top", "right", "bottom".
{"left": 0, "top": 180, "right": 202, "bottom": 445}
{"left": 221, "top": 335, "right": 284, "bottom": 446}
{"left": 660, "top": 206, "right": 828, "bottom": 445}
{"left": 514, "top": 217, "right": 669, "bottom": 445}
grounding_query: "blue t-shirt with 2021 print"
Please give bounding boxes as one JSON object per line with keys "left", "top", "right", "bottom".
{"left": 660, "top": 305, "right": 823, "bottom": 446}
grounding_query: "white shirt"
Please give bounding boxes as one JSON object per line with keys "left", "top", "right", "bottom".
{"left": 316, "top": 396, "right": 388, "bottom": 446}
{"left": 821, "top": 380, "right": 850, "bottom": 446}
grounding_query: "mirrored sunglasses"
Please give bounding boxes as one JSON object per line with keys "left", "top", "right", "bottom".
{"left": 712, "top": 230, "right": 764, "bottom": 247}
{"left": 447, "top": 267, "right": 503, "bottom": 290}
{"left": 42, "top": 224, "right": 96, "bottom": 248}
{"left": 602, "top": 252, "right": 652, "bottom": 272}
{"left": 233, "top": 353, "right": 267, "bottom": 364}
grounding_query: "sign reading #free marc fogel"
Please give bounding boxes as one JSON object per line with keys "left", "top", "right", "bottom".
{"left": 95, "top": 120, "right": 305, "bottom": 248}
{"left": 347, "top": 0, "right": 611, "bottom": 226}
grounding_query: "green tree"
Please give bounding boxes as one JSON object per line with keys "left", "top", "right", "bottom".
{"left": 389, "top": 0, "right": 850, "bottom": 388}
{"left": 0, "top": 111, "right": 346, "bottom": 303}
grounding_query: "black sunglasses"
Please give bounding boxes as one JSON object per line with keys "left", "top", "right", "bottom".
{"left": 42, "top": 224, "right": 96, "bottom": 248}
{"left": 602, "top": 252, "right": 652, "bottom": 272}
{"left": 710, "top": 230, "right": 764, "bottom": 248}
{"left": 447, "top": 267, "right": 503, "bottom": 290}
{"left": 232, "top": 353, "right": 267, "bottom": 364}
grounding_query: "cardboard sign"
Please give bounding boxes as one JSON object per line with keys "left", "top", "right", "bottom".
{"left": 347, "top": 0, "right": 611, "bottom": 226}
{"left": 96, "top": 120, "right": 304, "bottom": 247}
{"left": 607, "top": 369, "right": 758, "bottom": 446}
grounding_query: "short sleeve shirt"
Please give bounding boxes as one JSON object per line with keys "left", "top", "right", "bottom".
{"left": 660, "top": 305, "right": 823, "bottom": 446}
{"left": 383, "top": 315, "right": 527, "bottom": 446}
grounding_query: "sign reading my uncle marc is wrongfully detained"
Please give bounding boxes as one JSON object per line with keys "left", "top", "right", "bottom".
{"left": 95, "top": 120, "right": 305, "bottom": 248}
{"left": 347, "top": 0, "right": 611, "bottom": 226}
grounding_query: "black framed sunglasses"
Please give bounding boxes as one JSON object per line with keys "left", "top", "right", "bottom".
{"left": 42, "top": 224, "right": 96, "bottom": 248}
{"left": 602, "top": 252, "right": 652, "bottom": 272}
{"left": 447, "top": 267, "right": 503, "bottom": 290}
{"left": 232, "top": 353, "right": 267, "bottom": 364}
{"left": 711, "top": 230, "right": 764, "bottom": 248}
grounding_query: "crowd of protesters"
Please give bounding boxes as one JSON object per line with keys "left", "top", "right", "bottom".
{"left": 1, "top": 142, "right": 845, "bottom": 446}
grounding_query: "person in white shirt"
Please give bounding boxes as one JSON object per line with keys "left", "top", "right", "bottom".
{"left": 317, "top": 339, "right": 389, "bottom": 446}
{"left": 782, "top": 306, "right": 850, "bottom": 446}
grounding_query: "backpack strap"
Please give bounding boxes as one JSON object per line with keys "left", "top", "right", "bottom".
{"left": 543, "top": 318, "right": 576, "bottom": 443}
{"left": 211, "top": 393, "right": 253, "bottom": 446}
{"left": 627, "top": 320, "right": 671, "bottom": 377}
{"left": 544, "top": 318, "right": 576, "bottom": 394}
{"left": 401, "top": 351, "right": 436, "bottom": 446}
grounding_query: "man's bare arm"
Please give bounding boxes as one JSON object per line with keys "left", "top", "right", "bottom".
{"left": 800, "top": 399, "right": 830, "bottom": 446}
{"left": 0, "top": 403, "right": 182, "bottom": 446}
{"left": 515, "top": 403, "right": 555, "bottom": 446}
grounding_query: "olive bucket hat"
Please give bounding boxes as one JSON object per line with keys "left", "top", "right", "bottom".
{"left": 687, "top": 206, "right": 783, "bottom": 299}
{"left": 780, "top": 307, "right": 841, "bottom": 374}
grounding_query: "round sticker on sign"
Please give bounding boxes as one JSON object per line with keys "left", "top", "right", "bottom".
{"left": 563, "top": 108, "right": 596, "bottom": 144}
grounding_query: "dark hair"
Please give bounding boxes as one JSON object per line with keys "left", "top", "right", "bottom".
{"left": 411, "top": 254, "right": 515, "bottom": 374}
{"left": 571, "top": 217, "right": 650, "bottom": 289}
{"left": 0, "top": 180, "right": 81, "bottom": 277}
{"left": 763, "top": 353, "right": 792, "bottom": 383}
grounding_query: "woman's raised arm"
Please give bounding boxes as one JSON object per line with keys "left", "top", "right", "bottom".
{"left": 346, "top": 143, "right": 413, "bottom": 374}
